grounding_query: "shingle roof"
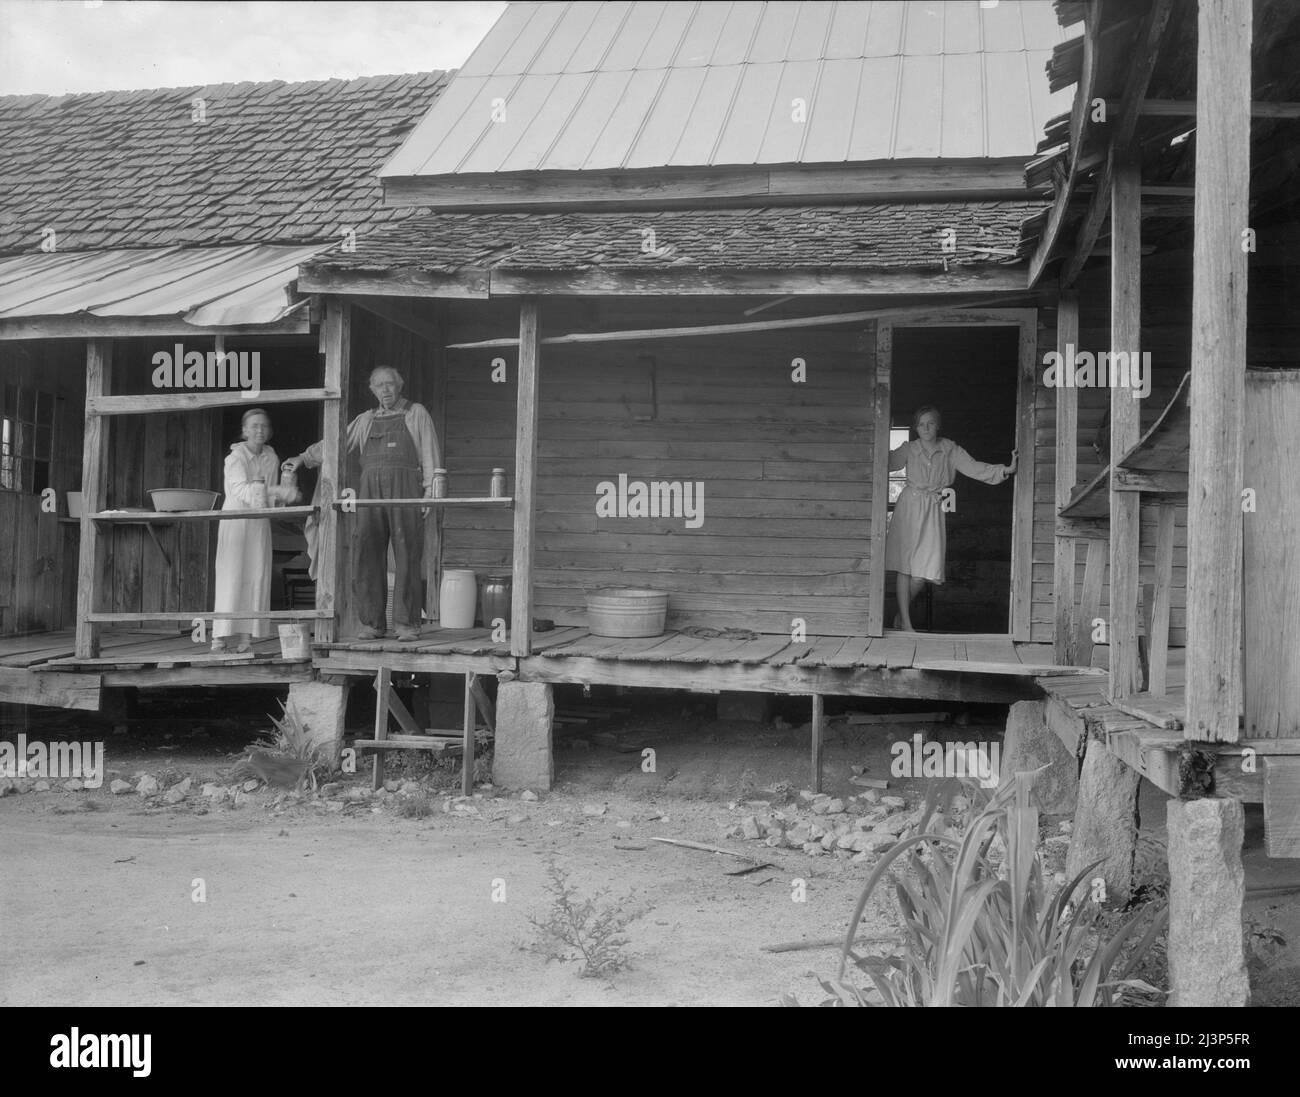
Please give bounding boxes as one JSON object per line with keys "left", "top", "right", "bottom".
{"left": 0, "top": 71, "right": 451, "bottom": 256}
{"left": 304, "top": 201, "right": 1043, "bottom": 275}
{"left": 381, "top": 1, "right": 1069, "bottom": 180}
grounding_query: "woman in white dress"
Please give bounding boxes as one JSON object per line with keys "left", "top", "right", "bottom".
{"left": 211, "top": 408, "right": 286, "bottom": 652}
{"left": 884, "top": 406, "right": 1017, "bottom": 632}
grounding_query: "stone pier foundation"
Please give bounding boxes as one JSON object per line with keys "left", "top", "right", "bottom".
{"left": 1065, "top": 740, "right": 1140, "bottom": 905}
{"left": 1167, "top": 797, "right": 1249, "bottom": 1007}
{"left": 493, "top": 681, "right": 554, "bottom": 791}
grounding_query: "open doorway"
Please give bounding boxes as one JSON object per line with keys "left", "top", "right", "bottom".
{"left": 886, "top": 325, "right": 1020, "bottom": 634}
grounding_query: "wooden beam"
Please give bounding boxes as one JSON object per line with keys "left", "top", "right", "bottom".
{"left": 0, "top": 667, "right": 101, "bottom": 711}
{"left": 1109, "top": 154, "right": 1143, "bottom": 702}
{"left": 1104, "top": 98, "right": 1300, "bottom": 119}
{"left": 371, "top": 666, "right": 391, "bottom": 790}
{"left": 1077, "top": 538, "right": 1108, "bottom": 666}
{"left": 87, "top": 389, "right": 335, "bottom": 415}
{"left": 462, "top": 673, "right": 476, "bottom": 796}
{"left": 1148, "top": 501, "right": 1177, "bottom": 697}
{"left": 868, "top": 323, "right": 892, "bottom": 636}
{"left": 1111, "top": 467, "right": 1188, "bottom": 493}
{"left": 316, "top": 298, "right": 351, "bottom": 645}
{"left": 446, "top": 298, "right": 1029, "bottom": 349}
{"left": 0, "top": 316, "right": 309, "bottom": 341}
{"left": 297, "top": 267, "right": 489, "bottom": 299}
{"left": 1058, "top": 153, "right": 1113, "bottom": 289}
{"left": 1056, "top": 517, "right": 1109, "bottom": 540}
{"left": 486, "top": 267, "right": 1031, "bottom": 298}
{"left": 85, "top": 611, "right": 325, "bottom": 622}
{"left": 380, "top": 159, "right": 1039, "bottom": 212}
{"left": 1027, "top": 1, "right": 1107, "bottom": 288}
{"left": 1111, "top": 0, "right": 1176, "bottom": 148}
{"left": 99, "top": 663, "right": 312, "bottom": 688}
{"left": 511, "top": 300, "right": 540, "bottom": 657}
{"left": 810, "top": 693, "right": 824, "bottom": 794}
{"left": 75, "top": 340, "right": 111, "bottom": 659}
{"left": 1011, "top": 316, "right": 1038, "bottom": 641}
{"left": 1187, "top": 0, "right": 1252, "bottom": 744}
{"left": 1054, "top": 290, "right": 1080, "bottom": 665}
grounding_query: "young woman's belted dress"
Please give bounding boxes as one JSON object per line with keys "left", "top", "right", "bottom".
{"left": 884, "top": 437, "right": 1009, "bottom": 583}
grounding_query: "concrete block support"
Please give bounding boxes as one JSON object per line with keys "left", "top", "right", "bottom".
{"left": 493, "top": 681, "right": 554, "bottom": 791}
{"left": 999, "top": 699, "right": 1079, "bottom": 814}
{"left": 286, "top": 680, "right": 350, "bottom": 768}
{"left": 1066, "top": 740, "right": 1140, "bottom": 905}
{"left": 717, "top": 691, "right": 774, "bottom": 723}
{"left": 1166, "top": 797, "right": 1250, "bottom": 1007}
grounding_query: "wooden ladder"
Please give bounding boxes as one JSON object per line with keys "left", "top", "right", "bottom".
{"left": 354, "top": 667, "right": 496, "bottom": 796}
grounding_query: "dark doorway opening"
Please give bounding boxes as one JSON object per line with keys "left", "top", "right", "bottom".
{"left": 888, "top": 326, "right": 1020, "bottom": 634}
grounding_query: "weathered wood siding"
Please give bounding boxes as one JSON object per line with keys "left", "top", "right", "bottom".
{"left": 1030, "top": 234, "right": 1300, "bottom": 648}
{"left": 440, "top": 303, "right": 875, "bottom": 635}
{"left": 0, "top": 339, "right": 84, "bottom": 635}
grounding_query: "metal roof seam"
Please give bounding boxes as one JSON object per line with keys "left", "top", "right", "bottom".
{"left": 620, "top": 61, "right": 681, "bottom": 171}
{"left": 794, "top": 58, "right": 827, "bottom": 166}
{"left": 704, "top": 0, "right": 769, "bottom": 167}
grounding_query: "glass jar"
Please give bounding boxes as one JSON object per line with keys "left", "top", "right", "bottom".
{"left": 481, "top": 573, "right": 512, "bottom": 630}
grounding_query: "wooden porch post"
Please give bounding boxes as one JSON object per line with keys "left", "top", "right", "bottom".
{"left": 316, "top": 297, "right": 351, "bottom": 644}
{"left": 75, "top": 339, "right": 112, "bottom": 659}
{"left": 1108, "top": 154, "right": 1142, "bottom": 700}
{"left": 867, "top": 322, "right": 892, "bottom": 636}
{"left": 1053, "top": 289, "right": 1080, "bottom": 664}
{"left": 1186, "top": 0, "right": 1251, "bottom": 743}
{"left": 511, "top": 299, "right": 540, "bottom": 656}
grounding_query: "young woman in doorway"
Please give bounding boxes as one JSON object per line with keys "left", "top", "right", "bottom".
{"left": 885, "top": 405, "right": 1017, "bottom": 632}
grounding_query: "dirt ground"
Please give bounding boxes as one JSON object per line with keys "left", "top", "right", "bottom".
{"left": 2, "top": 686, "right": 1298, "bottom": 1007}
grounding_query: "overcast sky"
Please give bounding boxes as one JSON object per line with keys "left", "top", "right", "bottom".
{"left": 0, "top": 0, "right": 507, "bottom": 95}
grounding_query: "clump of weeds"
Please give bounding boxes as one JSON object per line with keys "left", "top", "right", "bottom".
{"left": 527, "top": 858, "right": 640, "bottom": 978}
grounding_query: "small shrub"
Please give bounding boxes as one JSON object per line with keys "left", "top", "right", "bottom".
{"left": 793, "top": 773, "right": 1167, "bottom": 1007}
{"left": 252, "top": 701, "right": 333, "bottom": 791}
{"left": 394, "top": 790, "right": 433, "bottom": 819}
{"left": 527, "top": 859, "right": 638, "bottom": 978}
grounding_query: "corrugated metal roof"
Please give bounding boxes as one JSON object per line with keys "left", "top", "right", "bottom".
{"left": 0, "top": 243, "right": 329, "bottom": 328}
{"left": 382, "top": 1, "right": 1070, "bottom": 179}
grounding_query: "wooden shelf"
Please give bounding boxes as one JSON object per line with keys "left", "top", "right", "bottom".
{"left": 92, "top": 505, "right": 316, "bottom": 523}
{"left": 331, "top": 497, "right": 513, "bottom": 509}
{"left": 86, "top": 610, "right": 327, "bottom": 623}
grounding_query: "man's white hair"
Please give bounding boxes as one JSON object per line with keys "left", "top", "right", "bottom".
{"left": 369, "top": 366, "right": 403, "bottom": 385}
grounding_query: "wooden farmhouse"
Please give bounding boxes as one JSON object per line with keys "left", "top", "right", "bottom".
{"left": 1, "top": 1, "right": 1298, "bottom": 1005}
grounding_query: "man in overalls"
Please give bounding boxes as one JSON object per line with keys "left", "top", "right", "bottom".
{"left": 286, "top": 366, "right": 440, "bottom": 642}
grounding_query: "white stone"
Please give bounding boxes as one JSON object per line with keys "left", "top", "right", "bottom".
{"left": 135, "top": 775, "right": 159, "bottom": 796}
{"left": 110, "top": 779, "right": 132, "bottom": 795}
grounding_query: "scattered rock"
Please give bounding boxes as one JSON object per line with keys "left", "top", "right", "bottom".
{"left": 163, "top": 785, "right": 187, "bottom": 804}
{"left": 875, "top": 812, "right": 915, "bottom": 837}
{"left": 851, "top": 851, "right": 874, "bottom": 864}
{"left": 401, "top": 779, "right": 421, "bottom": 792}
{"left": 797, "top": 790, "right": 818, "bottom": 803}
{"left": 241, "top": 779, "right": 260, "bottom": 793}
{"left": 581, "top": 803, "right": 606, "bottom": 817}
{"left": 808, "top": 823, "right": 826, "bottom": 841}
{"left": 520, "top": 790, "right": 538, "bottom": 802}
{"left": 34, "top": 779, "right": 51, "bottom": 792}
{"left": 881, "top": 795, "right": 907, "bottom": 810}
{"left": 110, "top": 779, "right": 132, "bottom": 795}
{"left": 135, "top": 775, "right": 159, "bottom": 796}
{"left": 0, "top": 778, "right": 12, "bottom": 797}
{"left": 723, "top": 824, "right": 745, "bottom": 840}
{"left": 383, "top": 779, "right": 401, "bottom": 793}
{"left": 802, "top": 842, "right": 825, "bottom": 857}
{"left": 825, "top": 798, "right": 845, "bottom": 814}
{"left": 859, "top": 832, "right": 900, "bottom": 852}
{"left": 1059, "top": 820, "right": 1073, "bottom": 835}
{"left": 787, "top": 823, "right": 811, "bottom": 843}
{"left": 764, "top": 834, "right": 784, "bottom": 848}
{"left": 319, "top": 782, "right": 342, "bottom": 797}
{"left": 740, "top": 815, "right": 762, "bottom": 840}
{"left": 860, "top": 788, "right": 881, "bottom": 804}
{"left": 819, "top": 832, "right": 837, "bottom": 851}
{"left": 326, "top": 800, "right": 345, "bottom": 813}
